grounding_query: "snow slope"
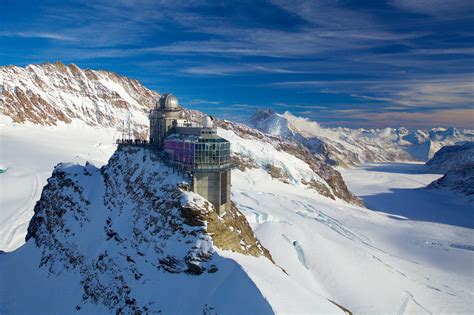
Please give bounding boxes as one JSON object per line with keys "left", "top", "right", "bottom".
{"left": 231, "top": 164, "right": 473, "bottom": 313}
{"left": 0, "top": 117, "right": 119, "bottom": 252}
{"left": 427, "top": 166, "right": 474, "bottom": 203}
{"left": 249, "top": 109, "right": 474, "bottom": 166}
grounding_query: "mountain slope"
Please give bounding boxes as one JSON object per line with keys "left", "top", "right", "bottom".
{"left": 0, "top": 61, "right": 157, "bottom": 134}
{"left": 425, "top": 142, "right": 474, "bottom": 201}
{"left": 0, "top": 63, "right": 363, "bottom": 253}
{"left": 249, "top": 109, "right": 474, "bottom": 166}
{"left": 427, "top": 167, "right": 474, "bottom": 202}
{"left": 1, "top": 146, "right": 343, "bottom": 314}
{"left": 425, "top": 142, "right": 474, "bottom": 173}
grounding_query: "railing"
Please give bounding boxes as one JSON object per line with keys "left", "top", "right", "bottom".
{"left": 116, "top": 139, "right": 150, "bottom": 146}
{"left": 169, "top": 159, "right": 232, "bottom": 172}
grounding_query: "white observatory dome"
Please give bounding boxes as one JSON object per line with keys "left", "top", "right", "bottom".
{"left": 159, "top": 93, "right": 179, "bottom": 110}
{"left": 202, "top": 115, "right": 214, "bottom": 128}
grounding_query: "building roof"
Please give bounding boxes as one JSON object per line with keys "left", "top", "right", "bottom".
{"left": 159, "top": 93, "right": 179, "bottom": 110}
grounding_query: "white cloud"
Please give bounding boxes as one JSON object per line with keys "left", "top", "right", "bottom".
{"left": 391, "top": 0, "right": 474, "bottom": 17}
{"left": 0, "top": 31, "right": 74, "bottom": 41}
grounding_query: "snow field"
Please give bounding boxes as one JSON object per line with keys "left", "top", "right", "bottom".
{"left": 0, "top": 119, "right": 119, "bottom": 251}
{"left": 230, "top": 166, "right": 474, "bottom": 314}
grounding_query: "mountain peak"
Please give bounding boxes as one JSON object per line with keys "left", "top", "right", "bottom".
{"left": 11, "top": 146, "right": 274, "bottom": 314}
{"left": 249, "top": 108, "right": 295, "bottom": 138}
{"left": 249, "top": 109, "right": 474, "bottom": 166}
{"left": 0, "top": 62, "right": 158, "bottom": 130}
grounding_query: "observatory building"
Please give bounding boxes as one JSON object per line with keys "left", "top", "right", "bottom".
{"left": 149, "top": 94, "right": 231, "bottom": 214}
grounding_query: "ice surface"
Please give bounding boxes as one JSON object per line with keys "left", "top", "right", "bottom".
{"left": 231, "top": 166, "right": 474, "bottom": 313}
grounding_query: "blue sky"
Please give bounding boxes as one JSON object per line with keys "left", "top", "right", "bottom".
{"left": 1, "top": 0, "right": 473, "bottom": 129}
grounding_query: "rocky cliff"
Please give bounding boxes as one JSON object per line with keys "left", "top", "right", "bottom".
{"left": 0, "top": 61, "right": 157, "bottom": 135}
{"left": 425, "top": 142, "right": 474, "bottom": 174}
{"left": 425, "top": 142, "right": 474, "bottom": 201}
{"left": 0, "top": 146, "right": 274, "bottom": 314}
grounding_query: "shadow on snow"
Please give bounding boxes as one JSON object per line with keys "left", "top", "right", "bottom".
{"left": 361, "top": 187, "right": 474, "bottom": 229}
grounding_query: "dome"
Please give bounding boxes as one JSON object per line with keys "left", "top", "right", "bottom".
{"left": 159, "top": 93, "right": 179, "bottom": 110}
{"left": 202, "top": 115, "right": 214, "bottom": 128}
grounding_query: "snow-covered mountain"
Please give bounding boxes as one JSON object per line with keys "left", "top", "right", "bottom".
{"left": 425, "top": 142, "right": 474, "bottom": 174}
{"left": 427, "top": 166, "right": 474, "bottom": 202}
{"left": 1, "top": 146, "right": 343, "bottom": 314}
{"left": 425, "top": 142, "right": 474, "bottom": 201}
{"left": 2, "top": 63, "right": 474, "bottom": 314}
{"left": 249, "top": 109, "right": 474, "bottom": 167}
{"left": 0, "top": 64, "right": 362, "bottom": 253}
{"left": 0, "top": 61, "right": 157, "bottom": 136}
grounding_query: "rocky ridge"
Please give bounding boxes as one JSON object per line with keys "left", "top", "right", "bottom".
{"left": 18, "top": 146, "right": 273, "bottom": 314}
{"left": 425, "top": 142, "right": 474, "bottom": 174}
{"left": 425, "top": 142, "right": 474, "bottom": 201}
{"left": 0, "top": 61, "right": 157, "bottom": 135}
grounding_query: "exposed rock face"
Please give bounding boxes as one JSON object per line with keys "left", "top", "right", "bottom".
{"left": 205, "top": 202, "right": 273, "bottom": 261}
{"left": 22, "top": 146, "right": 273, "bottom": 313}
{"left": 217, "top": 120, "right": 363, "bottom": 206}
{"left": 427, "top": 166, "right": 474, "bottom": 201}
{"left": 425, "top": 142, "right": 474, "bottom": 201}
{"left": 425, "top": 142, "right": 474, "bottom": 174}
{"left": 0, "top": 62, "right": 158, "bottom": 135}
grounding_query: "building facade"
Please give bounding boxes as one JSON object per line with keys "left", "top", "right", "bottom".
{"left": 149, "top": 94, "right": 231, "bottom": 214}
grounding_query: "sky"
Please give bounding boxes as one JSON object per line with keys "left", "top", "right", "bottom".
{"left": 0, "top": 0, "right": 473, "bottom": 129}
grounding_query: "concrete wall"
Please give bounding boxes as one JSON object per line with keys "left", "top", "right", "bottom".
{"left": 149, "top": 109, "right": 181, "bottom": 147}
{"left": 193, "top": 170, "right": 231, "bottom": 214}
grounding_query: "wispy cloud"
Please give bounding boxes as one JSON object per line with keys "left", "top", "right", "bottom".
{"left": 2, "top": 0, "right": 473, "bottom": 129}
{"left": 269, "top": 74, "right": 474, "bottom": 109}
{"left": 391, "top": 0, "right": 474, "bottom": 17}
{"left": 0, "top": 31, "right": 74, "bottom": 41}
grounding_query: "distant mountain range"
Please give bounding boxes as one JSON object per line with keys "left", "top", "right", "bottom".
{"left": 249, "top": 109, "right": 474, "bottom": 167}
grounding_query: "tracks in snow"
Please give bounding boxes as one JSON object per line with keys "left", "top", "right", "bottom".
{"left": 397, "top": 291, "right": 432, "bottom": 315}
